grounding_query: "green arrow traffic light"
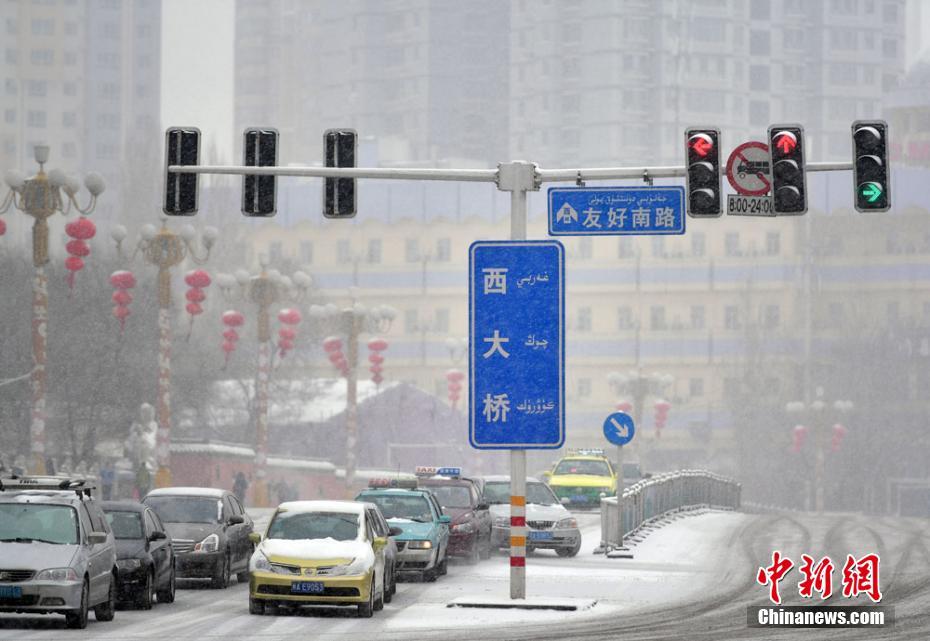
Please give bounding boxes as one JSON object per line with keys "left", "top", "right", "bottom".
{"left": 860, "top": 182, "right": 883, "bottom": 203}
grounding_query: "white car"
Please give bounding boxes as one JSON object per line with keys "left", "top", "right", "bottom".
{"left": 481, "top": 476, "right": 582, "bottom": 557}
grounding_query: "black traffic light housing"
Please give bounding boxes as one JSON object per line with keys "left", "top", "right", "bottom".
{"left": 685, "top": 127, "right": 722, "bottom": 218}
{"left": 767, "top": 124, "right": 807, "bottom": 215}
{"left": 852, "top": 120, "right": 890, "bottom": 212}
{"left": 323, "top": 128, "right": 357, "bottom": 219}
{"left": 242, "top": 127, "right": 278, "bottom": 217}
{"left": 163, "top": 127, "right": 200, "bottom": 215}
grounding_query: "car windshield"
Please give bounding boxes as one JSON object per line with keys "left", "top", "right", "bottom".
{"left": 0, "top": 504, "right": 79, "bottom": 545}
{"left": 104, "top": 510, "right": 143, "bottom": 540}
{"left": 361, "top": 494, "right": 434, "bottom": 522}
{"left": 266, "top": 511, "right": 359, "bottom": 541}
{"left": 423, "top": 485, "right": 472, "bottom": 509}
{"left": 554, "top": 460, "right": 612, "bottom": 477}
{"left": 483, "top": 482, "right": 559, "bottom": 506}
{"left": 144, "top": 496, "right": 221, "bottom": 524}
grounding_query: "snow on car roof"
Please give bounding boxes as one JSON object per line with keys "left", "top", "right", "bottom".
{"left": 277, "top": 500, "right": 365, "bottom": 515}
{"left": 479, "top": 475, "right": 542, "bottom": 483}
{"left": 144, "top": 487, "right": 226, "bottom": 498}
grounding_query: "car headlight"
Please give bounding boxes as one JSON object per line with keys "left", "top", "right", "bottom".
{"left": 193, "top": 533, "right": 219, "bottom": 553}
{"left": 324, "top": 557, "right": 368, "bottom": 577}
{"left": 493, "top": 516, "right": 509, "bottom": 527}
{"left": 452, "top": 522, "right": 476, "bottom": 534}
{"left": 556, "top": 517, "right": 578, "bottom": 529}
{"left": 249, "top": 551, "right": 272, "bottom": 573}
{"left": 407, "top": 540, "right": 432, "bottom": 550}
{"left": 116, "top": 559, "right": 142, "bottom": 570}
{"left": 35, "top": 568, "right": 79, "bottom": 581}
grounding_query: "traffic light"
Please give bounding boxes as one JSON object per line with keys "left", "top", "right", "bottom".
{"left": 242, "top": 128, "right": 278, "bottom": 217}
{"left": 323, "top": 128, "right": 357, "bottom": 218}
{"left": 767, "top": 124, "right": 807, "bottom": 215}
{"left": 163, "top": 127, "right": 200, "bottom": 215}
{"left": 852, "top": 120, "right": 890, "bottom": 212}
{"left": 684, "top": 127, "right": 722, "bottom": 217}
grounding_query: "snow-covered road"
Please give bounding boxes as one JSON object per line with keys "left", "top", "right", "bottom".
{"left": 0, "top": 510, "right": 926, "bottom": 641}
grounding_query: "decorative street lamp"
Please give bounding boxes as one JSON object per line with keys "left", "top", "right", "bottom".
{"left": 1, "top": 145, "right": 105, "bottom": 474}
{"left": 606, "top": 369, "right": 674, "bottom": 438}
{"left": 112, "top": 219, "right": 218, "bottom": 488}
{"left": 216, "top": 259, "right": 312, "bottom": 507}
{"left": 786, "top": 387, "right": 853, "bottom": 513}
{"left": 312, "top": 297, "right": 396, "bottom": 496}
{"left": 444, "top": 337, "right": 468, "bottom": 409}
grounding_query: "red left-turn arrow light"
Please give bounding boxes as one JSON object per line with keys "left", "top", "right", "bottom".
{"left": 689, "top": 133, "right": 714, "bottom": 157}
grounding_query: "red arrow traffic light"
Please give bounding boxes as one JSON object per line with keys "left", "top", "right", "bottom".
{"left": 773, "top": 131, "right": 797, "bottom": 154}
{"left": 689, "top": 134, "right": 713, "bottom": 157}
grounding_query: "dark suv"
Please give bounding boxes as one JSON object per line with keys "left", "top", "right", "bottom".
{"left": 417, "top": 473, "right": 491, "bottom": 564}
{"left": 142, "top": 487, "right": 253, "bottom": 589}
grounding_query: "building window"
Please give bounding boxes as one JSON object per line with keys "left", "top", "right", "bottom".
{"left": 31, "top": 19, "right": 54, "bottom": 36}
{"left": 404, "top": 309, "right": 419, "bottom": 333}
{"left": 577, "top": 378, "right": 592, "bottom": 398}
{"left": 749, "top": 65, "right": 770, "bottom": 91}
{"left": 784, "top": 28, "right": 804, "bottom": 49}
{"left": 27, "top": 80, "right": 47, "bottom": 97}
{"left": 725, "top": 306, "right": 740, "bottom": 330}
{"left": 650, "top": 306, "right": 666, "bottom": 330}
{"left": 405, "top": 238, "right": 419, "bottom": 262}
{"left": 63, "top": 82, "right": 77, "bottom": 96}
{"left": 691, "top": 232, "right": 705, "bottom": 257}
{"left": 617, "top": 306, "right": 633, "bottom": 330}
{"left": 749, "top": 31, "right": 770, "bottom": 55}
{"left": 30, "top": 49, "right": 53, "bottom": 65}
{"left": 763, "top": 305, "right": 780, "bottom": 328}
{"left": 882, "top": 39, "right": 897, "bottom": 58}
{"left": 367, "top": 239, "right": 381, "bottom": 264}
{"left": 434, "top": 308, "right": 449, "bottom": 333}
{"left": 27, "top": 110, "right": 46, "bottom": 128}
{"left": 750, "top": 100, "right": 769, "bottom": 126}
{"left": 64, "top": 21, "right": 77, "bottom": 35}
{"left": 577, "top": 307, "right": 592, "bottom": 332}
{"left": 691, "top": 305, "right": 705, "bottom": 330}
{"left": 3, "top": 109, "right": 14, "bottom": 124}
{"left": 766, "top": 232, "right": 780, "bottom": 256}
{"left": 336, "top": 239, "right": 351, "bottom": 264}
{"left": 299, "top": 241, "right": 313, "bottom": 264}
{"left": 689, "top": 378, "right": 704, "bottom": 397}
{"left": 62, "top": 112, "right": 76, "bottom": 127}
{"left": 435, "top": 238, "right": 451, "bottom": 262}
{"left": 5, "top": 49, "right": 16, "bottom": 64}
{"left": 725, "top": 232, "right": 740, "bottom": 256}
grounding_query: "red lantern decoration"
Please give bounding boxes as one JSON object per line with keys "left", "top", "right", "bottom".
{"left": 791, "top": 424, "right": 808, "bottom": 453}
{"left": 220, "top": 310, "right": 245, "bottom": 368}
{"left": 368, "top": 353, "right": 384, "bottom": 365}
{"left": 109, "top": 270, "right": 136, "bottom": 334}
{"left": 654, "top": 399, "right": 671, "bottom": 438}
{"left": 616, "top": 400, "right": 633, "bottom": 414}
{"left": 372, "top": 373, "right": 383, "bottom": 385}
{"left": 367, "top": 337, "right": 389, "bottom": 385}
{"left": 830, "top": 423, "right": 848, "bottom": 452}
{"left": 183, "top": 270, "right": 211, "bottom": 339}
{"left": 277, "top": 308, "right": 302, "bottom": 358}
{"left": 369, "top": 363, "right": 383, "bottom": 375}
{"left": 445, "top": 369, "right": 465, "bottom": 407}
{"left": 368, "top": 337, "right": 388, "bottom": 352}
{"left": 323, "top": 336, "right": 343, "bottom": 353}
{"left": 0, "top": 218, "right": 6, "bottom": 236}
{"left": 63, "top": 217, "right": 96, "bottom": 290}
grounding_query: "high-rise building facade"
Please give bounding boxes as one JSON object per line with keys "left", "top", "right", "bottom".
{"left": 0, "top": 0, "right": 161, "bottom": 225}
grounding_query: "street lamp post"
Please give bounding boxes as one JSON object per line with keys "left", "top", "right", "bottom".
{"left": 112, "top": 219, "right": 218, "bottom": 488}
{"left": 314, "top": 298, "right": 396, "bottom": 496}
{"left": 216, "top": 260, "right": 312, "bottom": 507}
{"left": 786, "top": 387, "right": 853, "bottom": 513}
{"left": 606, "top": 368, "right": 674, "bottom": 438}
{"left": 1, "top": 145, "right": 105, "bottom": 474}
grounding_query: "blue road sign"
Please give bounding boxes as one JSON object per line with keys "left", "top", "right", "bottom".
{"left": 469, "top": 241, "right": 564, "bottom": 450}
{"left": 603, "top": 412, "right": 635, "bottom": 447}
{"left": 548, "top": 186, "right": 686, "bottom": 236}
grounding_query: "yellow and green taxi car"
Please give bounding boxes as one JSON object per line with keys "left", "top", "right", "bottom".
{"left": 248, "top": 500, "right": 390, "bottom": 618}
{"left": 543, "top": 449, "right": 617, "bottom": 507}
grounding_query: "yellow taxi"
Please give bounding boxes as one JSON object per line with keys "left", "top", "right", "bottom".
{"left": 247, "top": 500, "right": 389, "bottom": 618}
{"left": 543, "top": 449, "right": 617, "bottom": 507}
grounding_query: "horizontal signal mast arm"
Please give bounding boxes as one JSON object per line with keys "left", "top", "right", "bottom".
{"left": 168, "top": 160, "right": 855, "bottom": 182}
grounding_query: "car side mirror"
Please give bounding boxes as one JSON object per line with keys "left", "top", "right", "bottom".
{"left": 373, "top": 536, "right": 387, "bottom": 550}
{"left": 439, "top": 515, "right": 452, "bottom": 524}
{"left": 542, "top": 471, "right": 552, "bottom": 481}
{"left": 248, "top": 532, "right": 262, "bottom": 544}
{"left": 87, "top": 532, "right": 107, "bottom": 545}
{"left": 149, "top": 530, "right": 167, "bottom": 542}
{"left": 560, "top": 497, "right": 571, "bottom": 506}
{"left": 476, "top": 503, "right": 489, "bottom": 511}
{"left": 227, "top": 514, "right": 245, "bottom": 526}
{"left": 388, "top": 526, "right": 403, "bottom": 537}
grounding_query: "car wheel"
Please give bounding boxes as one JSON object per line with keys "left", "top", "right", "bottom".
{"left": 390, "top": 564, "right": 397, "bottom": 595}
{"left": 479, "top": 533, "right": 492, "bottom": 560}
{"left": 357, "top": 579, "right": 374, "bottom": 618}
{"left": 211, "top": 553, "right": 230, "bottom": 589}
{"left": 373, "top": 575, "right": 384, "bottom": 612}
{"left": 65, "top": 580, "right": 89, "bottom": 629}
{"left": 556, "top": 540, "right": 582, "bottom": 557}
{"left": 466, "top": 540, "right": 480, "bottom": 565}
{"left": 156, "top": 565, "right": 176, "bottom": 604}
{"left": 383, "top": 566, "right": 393, "bottom": 604}
{"left": 137, "top": 570, "right": 154, "bottom": 610}
{"left": 249, "top": 597, "right": 265, "bottom": 615}
{"left": 94, "top": 573, "right": 117, "bottom": 621}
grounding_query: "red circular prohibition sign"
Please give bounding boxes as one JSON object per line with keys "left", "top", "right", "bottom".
{"left": 726, "top": 141, "right": 771, "bottom": 197}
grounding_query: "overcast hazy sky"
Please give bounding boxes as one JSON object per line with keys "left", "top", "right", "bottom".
{"left": 162, "top": 1, "right": 930, "bottom": 164}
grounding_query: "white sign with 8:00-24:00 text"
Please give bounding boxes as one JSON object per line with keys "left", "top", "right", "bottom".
{"left": 727, "top": 194, "right": 774, "bottom": 217}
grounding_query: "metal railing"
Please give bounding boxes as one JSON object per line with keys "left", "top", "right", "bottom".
{"left": 598, "top": 470, "right": 741, "bottom": 551}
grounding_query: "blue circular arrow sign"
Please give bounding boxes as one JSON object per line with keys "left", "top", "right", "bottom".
{"left": 603, "top": 412, "right": 635, "bottom": 446}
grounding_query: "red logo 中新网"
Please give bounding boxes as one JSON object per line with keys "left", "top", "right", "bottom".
{"left": 757, "top": 552, "right": 881, "bottom": 604}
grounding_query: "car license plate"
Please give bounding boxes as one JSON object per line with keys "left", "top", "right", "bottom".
{"left": 291, "top": 581, "right": 324, "bottom": 594}
{"left": 529, "top": 531, "right": 553, "bottom": 541}
{"left": 571, "top": 495, "right": 588, "bottom": 503}
{"left": 0, "top": 586, "right": 22, "bottom": 599}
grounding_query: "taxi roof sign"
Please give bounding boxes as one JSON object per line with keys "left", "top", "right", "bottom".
{"left": 566, "top": 448, "right": 606, "bottom": 457}
{"left": 415, "top": 466, "right": 462, "bottom": 478}
{"left": 367, "top": 478, "right": 419, "bottom": 490}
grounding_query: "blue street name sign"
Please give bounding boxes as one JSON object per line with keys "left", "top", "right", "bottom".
{"left": 603, "top": 412, "right": 635, "bottom": 447}
{"left": 469, "top": 241, "right": 565, "bottom": 450}
{"left": 548, "top": 186, "right": 686, "bottom": 236}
